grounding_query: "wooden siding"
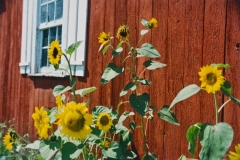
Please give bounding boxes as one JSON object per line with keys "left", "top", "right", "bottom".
{"left": 1, "top": 0, "right": 240, "bottom": 159}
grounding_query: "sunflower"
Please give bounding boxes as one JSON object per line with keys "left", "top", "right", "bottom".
{"left": 116, "top": 25, "right": 130, "bottom": 41}
{"left": 55, "top": 101, "right": 93, "bottom": 140}
{"left": 147, "top": 18, "right": 158, "bottom": 29}
{"left": 229, "top": 144, "right": 240, "bottom": 160}
{"left": 56, "top": 94, "right": 63, "bottom": 110}
{"left": 3, "top": 131, "right": 17, "bottom": 150}
{"left": 32, "top": 106, "right": 51, "bottom": 139}
{"left": 96, "top": 112, "right": 112, "bottom": 133}
{"left": 98, "top": 32, "right": 110, "bottom": 46}
{"left": 48, "top": 40, "right": 63, "bottom": 65}
{"left": 198, "top": 65, "right": 225, "bottom": 93}
{"left": 101, "top": 139, "right": 110, "bottom": 149}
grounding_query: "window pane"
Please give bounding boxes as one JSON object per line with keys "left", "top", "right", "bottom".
{"left": 42, "top": 29, "right": 49, "bottom": 47}
{"left": 41, "top": 49, "right": 48, "bottom": 67}
{"left": 49, "top": 27, "right": 56, "bottom": 43}
{"left": 48, "top": 2, "right": 54, "bottom": 22}
{"left": 55, "top": 0, "right": 63, "bottom": 20}
{"left": 57, "top": 26, "right": 62, "bottom": 44}
{"left": 41, "top": 5, "right": 47, "bottom": 23}
{"left": 41, "top": 0, "right": 47, "bottom": 4}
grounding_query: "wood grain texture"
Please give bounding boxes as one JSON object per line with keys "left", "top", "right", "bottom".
{"left": 1, "top": 0, "right": 240, "bottom": 159}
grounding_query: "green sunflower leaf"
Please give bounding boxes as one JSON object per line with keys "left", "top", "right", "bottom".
{"left": 117, "top": 41, "right": 123, "bottom": 49}
{"left": 75, "top": 86, "right": 97, "bottom": 97}
{"left": 129, "top": 122, "right": 136, "bottom": 130}
{"left": 112, "top": 47, "right": 123, "bottom": 56}
{"left": 129, "top": 93, "right": 149, "bottom": 116}
{"left": 141, "top": 19, "right": 148, "bottom": 27}
{"left": 199, "top": 123, "right": 233, "bottom": 160}
{"left": 61, "top": 142, "right": 78, "bottom": 160}
{"left": 186, "top": 123, "right": 202, "bottom": 157}
{"left": 102, "top": 45, "right": 110, "bottom": 55}
{"left": 122, "top": 149, "right": 137, "bottom": 159}
{"left": 92, "top": 106, "right": 111, "bottom": 117}
{"left": 142, "top": 152, "right": 157, "bottom": 160}
{"left": 66, "top": 41, "right": 82, "bottom": 56}
{"left": 53, "top": 85, "right": 72, "bottom": 97}
{"left": 169, "top": 84, "right": 201, "bottom": 110}
{"left": 212, "top": 63, "right": 231, "bottom": 69}
{"left": 220, "top": 80, "right": 232, "bottom": 96}
{"left": 101, "top": 63, "right": 124, "bottom": 85}
{"left": 137, "top": 78, "right": 152, "bottom": 85}
{"left": 141, "top": 29, "right": 149, "bottom": 35}
{"left": 39, "top": 140, "right": 59, "bottom": 160}
{"left": 178, "top": 155, "right": 188, "bottom": 160}
{"left": 119, "top": 131, "right": 133, "bottom": 152}
{"left": 102, "top": 141, "right": 122, "bottom": 159}
{"left": 136, "top": 43, "right": 160, "bottom": 58}
{"left": 158, "top": 105, "right": 179, "bottom": 126}
{"left": 143, "top": 60, "right": 167, "bottom": 70}
{"left": 120, "top": 82, "right": 136, "bottom": 97}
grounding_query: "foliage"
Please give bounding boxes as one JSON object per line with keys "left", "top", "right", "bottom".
{"left": 0, "top": 17, "right": 165, "bottom": 159}
{"left": 158, "top": 64, "right": 240, "bottom": 159}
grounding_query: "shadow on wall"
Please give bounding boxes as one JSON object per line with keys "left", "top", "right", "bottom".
{"left": 0, "top": 0, "right": 6, "bottom": 14}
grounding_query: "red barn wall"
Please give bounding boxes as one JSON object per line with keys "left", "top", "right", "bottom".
{"left": 1, "top": 0, "right": 240, "bottom": 159}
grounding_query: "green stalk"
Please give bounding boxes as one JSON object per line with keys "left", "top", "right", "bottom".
{"left": 213, "top": 92, "right": 219, "bottom": 124}
{"left": 141, "top": 116, "right": 147, "bottom": 155}
{"left": 83, "top": 145, "right": 88, "bottom": 160}
{"left": 63, "top": 54, "right": 77, "bottom": 103}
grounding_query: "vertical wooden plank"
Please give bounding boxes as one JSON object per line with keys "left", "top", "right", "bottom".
{"left": 100, "top": 0, "right": 115, "bottom": 107}
{"left": 202, "top": 0, "right": 227, "bottom": 123}
{"left": 149, "top": 0, "right": 169, "bottom": 159}
{"left": 163, "top": 0, "right": 186, "bottom": 159}
{"left": 87, "top": 0, "right": 105, "bottom": 107}
{"left": 181, "top": 0, "right": 205, "bottom": 157}
{"left": 224, "top": 0, "right": 240, "bottom": 151}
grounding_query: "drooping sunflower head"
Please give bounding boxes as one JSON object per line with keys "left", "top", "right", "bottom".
{"left": 48, "top": 40, "right": 63, "bottom": 65}
{"left": 3, "top": 131, "right": 17, "bottom": 150}
{"left": 229, "top": 144, "right": 240, "bottom": 160}
{"left": 116, "top": 25, "right": 130, "bottom": 41}
{"left": 55, "top": 101, "right": 93, "bottom": 140}
{"left": 56, "top": 95, "right": 64, "bottom": 110}
{"left": 96, "top": 112, "right": 112, "bottom": 133}
{"left": 98, "top": 32, "right": 111, "bottom": 46}
{"left": 147, "top": 17, "right": 158, "bottom": 29}
{"left": 198, "top": 65, "right": 225, "bottom": 93}
{"left": 32, "top": 106, "right": 51, "bottom": 139}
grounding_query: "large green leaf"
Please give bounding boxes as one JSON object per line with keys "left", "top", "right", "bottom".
{"left": 102, "top": 141, "right": 122, "bottom": 159}
{"left": 102, "top": 45, "right": 110, "bottom": 55}
{"left": 136, "top": 43, "right": 160, "bottom": 58}
{"left": 120, "top": 82, "right": 136, "bottom": 97}
{"left": 66, "top": 41, "right": 82, "bottom": 56}
{"left": 39, "top": 140, "right": 59, "bottom": 160}
{"left": 101, "top": 63, "right": 124, "bottom": 85}
{"left": 25, "top": 140, "right": 40, "bottom": 150}
{"left": 75, "top": 86, "right": 97, "bottom": 97}
{"left": 129, "top": 93, "right": 149, "bottom": 116}
{"left": 143, "top": 60, "right": 167, "bottom": 70}
{"left": 178, "top": 155, "right": 188, "bottom": 160}
{"left": 169, "top": 84, "right": 201, "bottom": 109}
{"left": 199, "top": 122, "right": 233, "bottom": 160}
{"left": 141, "top": 29, "right": 148, "bottom": 35}
{"left": 141, "top": 19, "right": 148, "bottom": 27}
{"left": 158, "top": 105, "right": 179, "bottom": 126}
{"left": 61, "top": 142, "right": 78, "bottom": 160}
{"left": 186, "top": 123, "right": 202, "bottom": 157}
{"left": 92, "top": 106, "right": 111, "bottom": 117}
{"left": 119, "top": 131, "right": 133, "bottom": 152}
{"left": 122, "top": 149, "right": 137, "bottom": 159}
{"left": 53, "top": 77, "right": 76, "bottom": 97}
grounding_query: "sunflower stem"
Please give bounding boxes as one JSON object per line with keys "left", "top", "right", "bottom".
{"left": 63, "top": 54, "right": 77, "bottom": 103}
{"left": 218, "top": 98, "right": 231, "bottom": 113}
{"left": 83, "top": 145, "right": 88, "bottom": 159}
{"left": 213, "top": 92, "right": 219, "bottom": 124}
{"left": 141, "top": 116, "right": 147, "bottom": 155}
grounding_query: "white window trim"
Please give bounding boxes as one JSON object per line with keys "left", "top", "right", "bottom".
{"left": 19, "top": 0, "right": 88, "bottom": 77}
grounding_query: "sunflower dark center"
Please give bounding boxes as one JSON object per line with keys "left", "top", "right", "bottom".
{"left": 103, "top": 36, "right": 109, "bottom": 41}
{"left": 100, "top": 115, "right": 109, "bottom": 126}
{"left": 120, "top": 29, "right": 128, "bottom": 37}
{"left": 65, "top": 113, "right": 85, "bottom": 131}
{"left": 206, "top": 73, "right": 217, "bottom": 85}
{"left": 53, "top": 47, "right": 59, "bottom": 58}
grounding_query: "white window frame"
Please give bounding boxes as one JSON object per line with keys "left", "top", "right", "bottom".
{"left": 19, "top": 0, "right": 88, "bottom": 77}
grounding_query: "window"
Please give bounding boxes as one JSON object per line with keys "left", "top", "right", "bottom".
{"left": 19, "top": 0, "right": 88, "bottom": 77}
